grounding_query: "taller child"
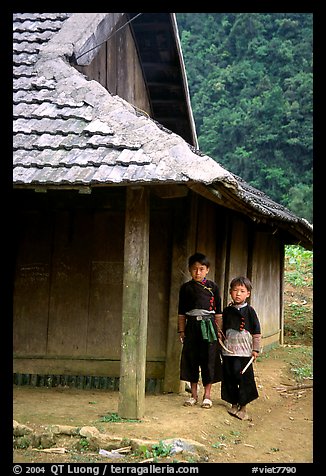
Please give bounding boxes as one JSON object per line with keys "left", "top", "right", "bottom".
{"left": 178, "top": 253, "right": 223, "bottom": 409}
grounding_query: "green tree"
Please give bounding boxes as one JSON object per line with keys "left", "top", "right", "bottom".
{"left": 176, "top": 13, "right": 313, "bottom": 223}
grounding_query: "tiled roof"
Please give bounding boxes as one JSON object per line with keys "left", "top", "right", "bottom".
{"left": 13, "top": 12, "right": 234, "bottom": 188}
{"left": 13, "top": 12, "right": 312, "bottom": 248}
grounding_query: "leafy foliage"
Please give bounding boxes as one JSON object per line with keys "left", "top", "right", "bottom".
{"left": 176, "top": 13, "right": 312, "bottom": 222}
{"left": 283, "top": 245, "right": 313, "bottom": 345}
{"left": 284, "top": 245, "right": 313, "bottom": 287}
{"left": 136, "top": 440, "right": 172, "bottom": 460}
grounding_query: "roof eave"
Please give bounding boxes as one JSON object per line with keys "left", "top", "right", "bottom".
{"left": 188, "top": 182, "right": 313, "bottom": 249}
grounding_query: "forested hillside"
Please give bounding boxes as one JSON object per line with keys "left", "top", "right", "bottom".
{"left": 176, "top": 13, "right": 312, "bottom": 223}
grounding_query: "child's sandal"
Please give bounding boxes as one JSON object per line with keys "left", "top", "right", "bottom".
{"left": 201, "top": 398, "right": 213, "bottom": 409}
{"left": 183, "top": 397, "right": 198, "bottom": 406}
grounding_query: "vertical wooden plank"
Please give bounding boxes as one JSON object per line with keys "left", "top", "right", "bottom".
{"left": 47, "top": 210, "right": 91, "bottom": 356}
{"left": 126, "top": 26, "right": 136, "bottom": 104}
{"left": 228, "top": 217, "right": 249, "bottom": 280}
{"left": 97, "top": 41, "right": 107, "bottom": 88}
{"left": 76, "top": 41, "right": 107, "bottom": 87}
{"left": 116, "top": 26, "right": 128, "bottom": 101}
{"left": 221, "top": 220, "right": 232, "bottom": 307}
{"left": 118, "top": 187, "right": 150, "bottom": 419}
{"left": 87, "top": 210, "right": 124, "bottom": 357}
{"left": 251, "top": 232, "right": 282, "bottom": 348}
{"left": 133, "top": 25, "right": 152, "bottom": 115}
{"left": 147, "top": 210, "right": 173, "bottom": 360}
{"left": 163, "top": 193, "right": 197, "bottom": 393}
{"left": 214, "top": 208, "right": 228, "bottom": 307}
{"left": 196, "top": 197, "right": 217, "bottom": 276}
{"left": 188, "top": 192, "right": 198, "bottom": 254}
{"left": 116, "top": 23, "right": 151, "bottom": 113}
{"left": 106, "top": 13, "right": 118, "bottom": 94}
{"left": 13, "top": 210, "right": 52, "bottom": 355}
{"left": 75, "top": 14, "right": 151, "bottom": 114}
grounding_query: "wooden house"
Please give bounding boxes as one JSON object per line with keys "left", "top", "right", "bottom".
{"left": 13, "top": 13, "right": 312, "bottom": 418}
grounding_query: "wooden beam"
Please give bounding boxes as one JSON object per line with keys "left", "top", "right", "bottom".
{"left": 13, "top": 358, "right": 164, "bottom": 378}
{"left": 118, "top": 186, "right": 150, "bottom": 419}
{"left": 151, "top": 184, "right": 188, "bottom": 199}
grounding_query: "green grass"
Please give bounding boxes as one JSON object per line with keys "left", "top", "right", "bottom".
{"left": 99, "top": 412, "right": 140, "bottom": 423}
{"left": 287, "top": 346, "right": 313, "bottom": 381}
{"left": 283, "top": 245, "right": 313, "bottom": 345}
{"left": 259, "top": 345, "right": 313, "bottom": 382}
{"left": 264, "top": 245, "right": 313, "bottom": 382}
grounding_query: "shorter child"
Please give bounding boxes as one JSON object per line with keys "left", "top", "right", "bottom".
{"left": 221, "top": 276, "right": 261, "bottom": 420}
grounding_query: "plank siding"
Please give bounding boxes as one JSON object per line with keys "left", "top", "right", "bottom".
{"left": 76, "top": 20, "right": 151, "bottom": 115}
{"left": 87, "top": 211, "right": 124, "bottom": 357}
{"left": 213, "top": 208, "right": 228, "bottom": 306}
{"left": 228, "top": 216, "right": 249, "bottom": 280}
{"left": 106, "top": 20, "right": 117, "bottom": 94}
{"left": 163, "top": 197, "right": 194, "bottom": 393}
{"left": 47, "top": 210, "right": 92, "bottom": 356}
{"left": 200, "top": 198, "right": 217, "bottom": 276}
{"left": 250, "top": 231, "right": 282, "bottom": 348}
{"left": 13, "top": 190, "right": 283, "bottom": 388}
{"left": 13, "top": 210, "right": 53, "bottom": 355}
{"left": 13, "top": 190, "right": 177, "bottom": 380}
{"left": 148, "top": 209, "right": 173, "bottom": 360}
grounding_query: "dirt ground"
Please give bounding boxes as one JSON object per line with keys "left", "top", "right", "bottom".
{"left": 13, "top": 345, "right": 313, "bottom": 464}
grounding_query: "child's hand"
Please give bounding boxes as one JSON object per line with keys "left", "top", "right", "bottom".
{"left": 179, "top": 332, "right": 185, "bottom": 343}
{"left": 252, "top": 350, "right": 259, "bottom": 361}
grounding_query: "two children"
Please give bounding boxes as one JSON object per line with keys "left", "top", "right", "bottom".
{"left": 178, "top": 253, "right": 261, "bottom": 420}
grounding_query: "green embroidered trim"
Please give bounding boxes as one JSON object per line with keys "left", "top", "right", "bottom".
{"left": 200, "top": 319, "right": 217, "bottom": 343}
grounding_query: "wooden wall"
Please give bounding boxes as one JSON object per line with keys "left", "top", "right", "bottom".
{"left": 214, "top": 212, "right": 282, "bottom": 349}
{"left": 13, "top": 189, "right": 172, "bottom": 379}
{"left": 13, "top": 210, "right": 53, "bottom": 356}
{"left": 13, "top": 188, "right": 283, "bottom": 387}
{"left": 75, "top": 16, "right": 152, "bottom": 116}
{"left": 250, "top": 231, "right": 283, "bottom": 349}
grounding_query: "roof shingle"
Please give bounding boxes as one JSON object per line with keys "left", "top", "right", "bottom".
{"left": 13, "top": 12, "right": 312, "bottom": 248}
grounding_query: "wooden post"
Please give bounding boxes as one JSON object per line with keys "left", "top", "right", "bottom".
{"left": 118, "top": 186, "right": 149, "bottom": 419}
{"left": 279, "top": 243, "right": 285, "bottom": 345}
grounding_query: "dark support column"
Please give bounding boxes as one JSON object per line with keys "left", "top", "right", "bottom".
{"left": 118, "top": 186, "right": 149, "bottom": 419}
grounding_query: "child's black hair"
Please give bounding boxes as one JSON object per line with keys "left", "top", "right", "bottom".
{"left": 188, "top": 252, "right": 210, "bottom": 268}
{"left": 229, "top": 276, "right": 252, "bottom": 292}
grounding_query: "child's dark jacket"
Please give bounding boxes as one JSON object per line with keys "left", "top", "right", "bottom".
{"left": 222, "top": 304, "right": 261, "bottom": 335}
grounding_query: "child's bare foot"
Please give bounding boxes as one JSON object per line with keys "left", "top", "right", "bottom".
{"left": 228, "top": 404, "right": 238, "bottom": 416}
{"left": 235, "top": 409, "right": 251, "bottom": 420}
